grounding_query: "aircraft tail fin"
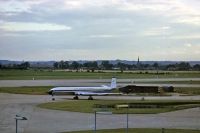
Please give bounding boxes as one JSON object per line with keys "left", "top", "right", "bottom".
{"left": 110, "top": 78, "right": 117, "bottom": 88}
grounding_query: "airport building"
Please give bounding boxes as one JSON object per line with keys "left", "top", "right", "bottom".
{"left": 119, "top": 85, "right": 159, "bottom": 94}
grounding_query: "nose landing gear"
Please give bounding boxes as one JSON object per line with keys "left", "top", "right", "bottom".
{"left": 73, "top": 95, "right": 79, "bottom": 100}
{"left": 88, "top": 96, "right": 93, "bottom": 100}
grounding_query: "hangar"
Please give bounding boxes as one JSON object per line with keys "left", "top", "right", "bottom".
{"left": 119, "top": 85, "right": 159, "bottom": 94}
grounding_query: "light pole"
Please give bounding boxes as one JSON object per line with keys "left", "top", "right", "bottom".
{"left": 94, "top": 111, "right": 112, "bottom": 133}
{"left": 15, "top": 115, "right": 27, "bottom": 133}
{"left": 94, "top": 111, "right": 96, "bottom": 133}
{"left": 115, "top": 104, "right": 129, "bottom": 133}
{"left": 126, "top": 105, "right": 129, "bottom": 133}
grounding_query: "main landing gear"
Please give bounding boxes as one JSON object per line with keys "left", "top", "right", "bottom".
{"left": 73, "top": 95, "right": 94, "bottom": 100}
{"left": 73, "top": 95, "right": 79, "bottom": 100}
{"left": 88, "top": 96, "right": 93, "bottom": 100}
{"left": 51, "top": 91, "right": 55, "bottom": 101}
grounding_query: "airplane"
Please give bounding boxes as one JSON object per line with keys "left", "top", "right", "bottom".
{"left": 48, "top": 78, "right": 117, "bottom": 100}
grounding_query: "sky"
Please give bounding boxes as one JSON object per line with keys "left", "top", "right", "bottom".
{"left": 0, "top": 0, "right": 200, "bottom": 61}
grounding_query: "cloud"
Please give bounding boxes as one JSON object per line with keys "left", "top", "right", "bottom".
{"left": 170, "top": 34, "right": 200, "bottom": 40}
{"left": 0, "top": 0, "right": 200, "bottom": 61}
{"left": 173, "top": 16, "right": 200, "bottom": 26}
{"left": 63, "top": 0, "right": 121, "bottom": 10}
{"left": 1, "top": 0, "right": 199, "bottom": 27}
{"left": 137, "top": 42, "right": 200, "bottom": 61}
{"left": 0, "top": 0, "right": 48, "bottom": 15}
{"left": 88, "top": 34, "right": 119, "bottom": 38}
{"left": 0, "top": 22, "right": 71, "bottom": 32}
{"left": 118, "top": 0, "right": 200, "bottom": 26}
{"left": 185, "top": 43, "right": 192, "bottom": 47}
{"left": 141, "top": 26, "right": 171, "bottom": 37}
{"left": 119, "top": 1, "right": 171, "bottom": 12}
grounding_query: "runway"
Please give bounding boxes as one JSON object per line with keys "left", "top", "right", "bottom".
{"left": 0, "top": 93, "right": 200, "bottom": 133}
{"left": 0, "top": 78, "right": 200, "bottom": 87}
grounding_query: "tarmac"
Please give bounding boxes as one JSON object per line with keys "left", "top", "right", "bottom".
{"left": 0, "top": 93, "right": 200, "bottom": 133}
{"left": 0, "top": 78, "right": 200, "bottom": 87}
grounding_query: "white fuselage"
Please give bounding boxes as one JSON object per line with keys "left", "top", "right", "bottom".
{"left": 48, "top": 78, "right": 117, "bottom": 96}
{"left": 50, "top": 86, "right": 111, "bottom": 92}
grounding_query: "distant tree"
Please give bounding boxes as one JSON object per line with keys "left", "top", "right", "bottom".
{"left": 153, "top": 62, "right": 159, "bottom": 69}
{"left": 19, "top": 62, "right": 30, "bottom": 69}
{"left": 64, "top": 61, "right": 69, "bottom": 69}
{"left": 83, "top": 62, "right": 90, "bottom": 68}
{"left": 143, "top": 64, "right": 150, "bottom": 69}
{"left": 193, "top": 64, "right": 200, "bottom": 71}
{"left": 53, "top": 62, "right": 59, "bottom": 69}
{"left": 126, "top": 64, "right": 133, "bottom": 70}
{"left": 83, "top": 61, "right": 98, "bottom": 70}
{"left": 91, "top": 61, "right": 98, "bottom": 69}
{"left": 53, "top": 61, "right": 69, "bottom": 69}
{"left": 116, "top": 62, "right": 126, "bottom": 73}
{"left": 70, "top": 61, "right": 80, "bottom": 70}
{"left": 132, "top": 64, "right": 137, "bottom": 69}
{"left": 101, "top": 61, "right": 113, "bottom": 70}
{"left": 138, "top": 63, "right": 144, "bottom": 70}
{"left": 166, "top": 64, "right": 176, "bottom": 70}
{"left": 59, "top": 60, "right": 65, "bottom": 69}
{"left": 177, "top": 62, "right": 191, "bottom": 70}
{"left": 13, "top": 64, "right": 18, "bottom": 69}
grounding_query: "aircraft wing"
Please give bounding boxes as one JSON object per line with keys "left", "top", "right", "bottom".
{"left": 48, "top": 90, "right": 120, "bottom": 96}
{"left": 75, "top": 91, "right": 121, "bottom": 96}
{"left": 101, "top": 85, "right": 108, "bottom": 87}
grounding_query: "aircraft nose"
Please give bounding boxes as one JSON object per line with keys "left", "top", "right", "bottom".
{"left": 48, "top": 90, "right": 53, "bottom": 95}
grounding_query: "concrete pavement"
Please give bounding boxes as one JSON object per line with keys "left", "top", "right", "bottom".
{"left": 0, "top": 93, "right": 200, "bottom": 133}
{"left": 0, "top": 78, "right": 200, "bottom": 87}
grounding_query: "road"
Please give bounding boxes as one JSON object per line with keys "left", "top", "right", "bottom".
{"left": 0, "top": 78, "right": 200, "bottom": 87}
{"left": 0, "top": 93, "right": 200, "bottom": 133}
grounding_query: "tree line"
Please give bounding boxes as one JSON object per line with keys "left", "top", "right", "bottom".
{"left": 0, "top": 62, "right": 30, "bottom": 70}
{"left": 53, "top": 61, "right": 200, "bottom": 71}
{"left": 0, "top": 61, "right": 200, "bottom": 71}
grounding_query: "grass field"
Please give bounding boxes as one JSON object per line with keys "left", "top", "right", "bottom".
{"left": 38, "top": 100, "right": 200, "bottom": 114}
{"left": 64, "top": 128, "right": 200, "bottom": 133}
{"left": 134, "top": 80, "right": 200, "bottom": 84}
{"left": 0, "top": 69, "right": 200, "bottom": 80}
{"left": 175, "top": 87, "right": 200, "bottom": 95}
{"left": 0, "top": 86, "right": 51, "bottom": 95}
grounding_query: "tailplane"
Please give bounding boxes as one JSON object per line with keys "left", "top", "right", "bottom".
{"left": 110, "top": 78, "right": 117, "bottom": 88}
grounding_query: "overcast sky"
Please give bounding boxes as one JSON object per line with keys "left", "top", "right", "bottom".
{"left": 0, "top": 0, "right": 200, "bottom": 61}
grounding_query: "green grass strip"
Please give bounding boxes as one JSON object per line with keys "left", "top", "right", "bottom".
{"left": 0, "top": 86, "right": 51, "bottom": 95}
{"left": 0, "top": 70, "right": 200, "bottom": 80}
{"left": 63, "top": 128, "right": 200, "bottom": 133}
{"left": 38, "top": 100, "right": 200, "bottom": 114}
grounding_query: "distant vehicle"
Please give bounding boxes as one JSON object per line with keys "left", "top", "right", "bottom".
{"left": 162, "top": 86, "right": 174, "bottom": 92}
{"left": 48, "top": 78, "right": 117, "bottom": 100}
